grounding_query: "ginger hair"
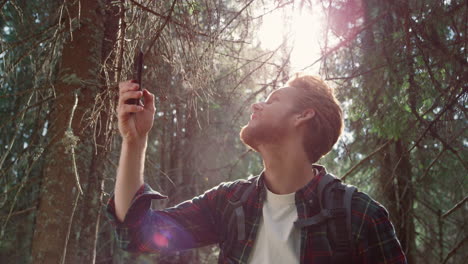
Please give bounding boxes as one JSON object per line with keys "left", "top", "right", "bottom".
{"left": 287, "top": 73, "right": 344, "bottom": 163}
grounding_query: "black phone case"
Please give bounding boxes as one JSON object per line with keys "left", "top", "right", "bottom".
{"left": 126, "top": 50, "right": 143, "bottom": 105}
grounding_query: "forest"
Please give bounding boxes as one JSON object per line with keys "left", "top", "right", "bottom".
{"left": 0, "top": 0, "right": 466, "bottom": 263}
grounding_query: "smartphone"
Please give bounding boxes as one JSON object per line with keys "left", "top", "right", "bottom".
{"left": 126, "top": 49, "right": 144, "bottom": 105}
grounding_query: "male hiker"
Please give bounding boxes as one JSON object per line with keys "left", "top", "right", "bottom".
{"left": 107, "top": 74, "right": 407, "bottom": 263}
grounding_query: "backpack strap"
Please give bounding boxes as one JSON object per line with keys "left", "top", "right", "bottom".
{"left": 294, "top": 173, "right": 339, "bottom": 228}
{"left": 293, "top": 173, "right": 357, "bottom": 264}
{"left": 228, "top": 182, "right": 256, "bottom": 241}
{"left": 328, "top": 182, "right": 357, "bottom": 264}
{"left": 344, "top": 185, "right": 356, "bottom": 242}
{"left": 317, "top": 173, "right": 338, "bottom": 209}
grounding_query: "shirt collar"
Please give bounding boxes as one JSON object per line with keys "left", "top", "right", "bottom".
{"left": 296, "top": 164, "right": 327, "bottom": 201}
{"left": 253, "top": 164, "right": 327, "bottom": 202}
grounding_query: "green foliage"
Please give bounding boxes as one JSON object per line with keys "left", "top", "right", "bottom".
{"left": 323, "top": 0, "right": 466, "bottom": 263}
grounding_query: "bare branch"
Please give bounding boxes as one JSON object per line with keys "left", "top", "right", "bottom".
{"left": 145, "top": 0, "right": 177, "bottom": 53}
{"left": 128, "top": 0, "right": 210, "bottom": 37}
{"left": 114, "top": 0, "right": 126, "bottom": 82}
{"left": 442, "top": 196, "right": 468, "bottom": 219}
{"left": 60, "top": 193, "right": 81, "bottom": 264}
{"left": 442, "top": 235, "right": 467, "bottom": 264}
{"left": 341, "top": 140, "right": 392, "bottom": 181}
{"left": 0, "top": 207, "right": 35, "bottom": 219}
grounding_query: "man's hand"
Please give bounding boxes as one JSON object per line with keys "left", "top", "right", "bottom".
{"left": 117, "top": 80, "right": 156, "bottom": 144}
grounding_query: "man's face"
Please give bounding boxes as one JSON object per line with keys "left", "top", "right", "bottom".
{"left": 240, "top": 86, "right": 300, "bottom": 151}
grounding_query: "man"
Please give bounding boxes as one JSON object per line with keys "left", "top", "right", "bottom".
{"left": 107, "top": 74, "right": 407, "bottom": 263}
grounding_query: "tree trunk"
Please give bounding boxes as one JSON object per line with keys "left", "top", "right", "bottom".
{"left": 31, "top": 0, "right": 117, "bottom": 263}
{"left": 376, "top": 139, "right": 415, "bottom": 263}
{"left": 393, "top": 140, "right": 416, "bottom": 263}
{"left": 361, "top": 1, "right": 416, "bottom": 262}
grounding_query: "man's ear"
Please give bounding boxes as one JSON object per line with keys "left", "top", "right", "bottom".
{"left": 295, "top": 108, "right": 315, "bottom": 127}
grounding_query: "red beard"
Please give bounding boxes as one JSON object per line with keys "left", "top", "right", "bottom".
{"left": 239, "top": 119, "right": 287, "bottom": 151}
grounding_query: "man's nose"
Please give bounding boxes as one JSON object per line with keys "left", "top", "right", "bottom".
{"left": 251, "top": 102, "right": 263, "bottom": 112}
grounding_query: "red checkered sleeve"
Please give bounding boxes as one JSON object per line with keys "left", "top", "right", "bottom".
{"left": 353, "top": 193, "right": 407, "bottom": 264}
{"left": 106, "top": 183, "right": 225, "bottom": 253}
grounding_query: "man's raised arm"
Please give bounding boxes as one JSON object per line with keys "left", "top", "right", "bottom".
{"left": 114, "top": 80, "right": 156, "bottom": 222}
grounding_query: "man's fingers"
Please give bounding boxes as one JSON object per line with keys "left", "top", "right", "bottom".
{"left": 119, "top": 80, "right": 140, "bottom": 95}
{"left": 142, "top": 89, "right": 155, "bottom": 110}
{"left": 118, "top": 104, "right": 144, "bottom": 115}
{"left": 119, "top": 91, "right": 143, "bottom": 105}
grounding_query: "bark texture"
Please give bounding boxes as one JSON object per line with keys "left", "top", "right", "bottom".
{"left": 31, "top": 0, "right": 118, "bottom": 263}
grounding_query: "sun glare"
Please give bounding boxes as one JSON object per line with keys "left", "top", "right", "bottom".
{"left": 257, "top": 4, "right": 326, "bottom": 74}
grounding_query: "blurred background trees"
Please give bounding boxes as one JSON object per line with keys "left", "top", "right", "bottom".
{"left": 0, "top": 0, "right": 465, "bottom": 263}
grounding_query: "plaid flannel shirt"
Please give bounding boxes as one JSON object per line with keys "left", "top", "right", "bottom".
{"left": 106, "top": 165, "right": 407, "bottom": 264}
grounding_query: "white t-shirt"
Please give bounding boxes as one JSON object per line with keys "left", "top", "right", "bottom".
{"left": 248, "top": 187, "right": 301, "bottom": 263}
